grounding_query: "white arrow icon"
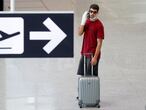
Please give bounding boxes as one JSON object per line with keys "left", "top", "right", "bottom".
{"left": 29, "top": 17, "right": 67, "bottom": 54}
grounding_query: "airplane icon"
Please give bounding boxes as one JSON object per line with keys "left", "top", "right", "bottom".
{"left": 0, "top": 31, "right": 20, "bottom": 41}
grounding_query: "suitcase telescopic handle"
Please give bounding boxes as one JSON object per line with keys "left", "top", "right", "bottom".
{"left": 83, "top": 53, "right": 94, "bottom": 76}
{"left": 83, "top": 55, "right": 86, "bottom": 76}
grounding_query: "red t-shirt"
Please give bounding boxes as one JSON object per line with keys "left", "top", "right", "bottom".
{"left": 81, "top": 18, "right": 104, "bottom": 58}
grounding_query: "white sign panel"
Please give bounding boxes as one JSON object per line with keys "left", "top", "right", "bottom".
{"left": 0, "top": 17, "right": 24, "bottom": 54}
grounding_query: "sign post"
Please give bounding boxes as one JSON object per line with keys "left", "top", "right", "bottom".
{"left": 10, "top": 0, "right": 15, "bottom": 11}
{"left": 0, "top": 1, "right": 74, "bottom": 58}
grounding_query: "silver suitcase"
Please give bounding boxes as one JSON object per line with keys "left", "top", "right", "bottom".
{"left": 78, "top": 54, "right": 100, "bottom": 108}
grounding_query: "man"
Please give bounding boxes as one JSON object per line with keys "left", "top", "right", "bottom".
{"left": 77, "top": 4, "right": 104, "bottom": 76}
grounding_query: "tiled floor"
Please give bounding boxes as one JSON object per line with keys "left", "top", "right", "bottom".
{"left": 1, "top": 0, "right": 146, "bottom": 110}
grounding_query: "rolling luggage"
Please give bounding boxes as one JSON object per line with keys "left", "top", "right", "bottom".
{"left": 78, "top": 54, "right": 100, "bottom": 108}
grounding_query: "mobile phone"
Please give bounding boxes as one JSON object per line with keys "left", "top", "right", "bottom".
{"left": 87, "top": 11, "right": 90, "bottom": 18}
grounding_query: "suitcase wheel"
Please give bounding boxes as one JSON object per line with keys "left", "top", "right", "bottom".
{"left": 97, "top": 104, "right": 100, "bottom": 108}
{"left": 78, "top": 100, "right": 83, "bottom": 108}
{"left": 78, "top": 103, "right": 82, "bottom": 108}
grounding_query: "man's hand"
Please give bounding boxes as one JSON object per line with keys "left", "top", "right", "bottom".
{"left": 81, "top": 11, "right": 88, "bottom": 25}
{"left": 91, "top": 57, "right": 97, "bottom": 65}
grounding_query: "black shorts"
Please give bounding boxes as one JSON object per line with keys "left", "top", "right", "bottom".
{"left": 77, "top": 55, "right": 99, "bottom": 76}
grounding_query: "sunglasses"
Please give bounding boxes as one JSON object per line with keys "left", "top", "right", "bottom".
{"left": 89, "top": 10, "right": 97, "bottom": 14}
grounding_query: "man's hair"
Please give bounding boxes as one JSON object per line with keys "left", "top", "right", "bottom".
{"left": 89, "top": 4, "right": 99, "bottom": 12}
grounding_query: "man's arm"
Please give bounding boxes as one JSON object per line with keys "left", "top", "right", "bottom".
{"left": 78, "top": 25, "right": 84, "bottom": 36}
{"left": 91, "top": 38, "right": 103, "bottom": 65}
